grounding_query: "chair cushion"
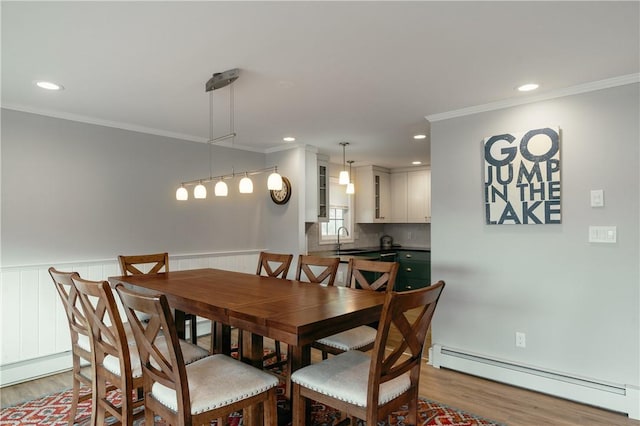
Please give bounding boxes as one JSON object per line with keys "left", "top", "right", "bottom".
{"left": 290, "top": 350, "right": 410, "bottom": 407}
{"left": 315, "top": 325, "right": 377, "bottom": 350}
{"left": 103, "top": 336, "right": 209, "bottom": 379}
{"left": 151, "top": 354, "right": 279, "bottom": 414}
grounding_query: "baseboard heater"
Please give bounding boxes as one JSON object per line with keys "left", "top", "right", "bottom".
{"left": 430, "top": 344, "right": 639, "bottom": 420}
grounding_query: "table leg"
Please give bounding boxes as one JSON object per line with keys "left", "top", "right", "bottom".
{"left": 213, "top": 323, "right": 232, "bottom": 355}
{"left": 174, "top": 309, "right": 186, "bottom": 340}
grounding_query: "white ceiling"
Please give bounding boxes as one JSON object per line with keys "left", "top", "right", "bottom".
{"left": 2, "top": 1, "right": 638, "bottom": 168}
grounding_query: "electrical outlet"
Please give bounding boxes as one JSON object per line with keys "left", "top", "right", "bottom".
{"left": 515, "top": 332, "right": 526, "bottom": 348}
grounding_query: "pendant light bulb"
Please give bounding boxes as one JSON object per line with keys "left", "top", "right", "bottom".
{"left": 239, "top": 174, "right": 253, "bottom": 193}
{"left": 214, "top": 180, "right": 228, "bottom": 196}
{"left": 339, "top": 142, "right": 350, "bottom": 185}
{"left": 267, "top": 169, "right": 283, "bottom": 190}
{"left": 339, "top": 170, "right": 350, "bottom": 185}
{"left": 346, "top": 182, "right": 355, "bottom": 194}
{"left": 194, "top": 182, "right": 207, "bottom": 199}
{"left": 176, "top": 186, "right": 188, "bottom": 201}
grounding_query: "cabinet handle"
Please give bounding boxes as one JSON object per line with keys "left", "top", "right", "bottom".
{"left": 405, "top": 254, "right": 412, "bottom": 258}
{"left": 406, "top": 267, "right": 412, "bottom": 272}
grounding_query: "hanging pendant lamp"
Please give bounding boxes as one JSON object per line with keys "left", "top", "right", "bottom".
{"left": 339, "top": 142, "right": 350, "bottom": 185}
{"left": 267, "top": 167, "right": 283, "bottom": 190}
{"left": 346, "top": 160, "right": 355, "bottom": 194}
{"left": 239, "top": 172, "right": 253, "bottom": 193}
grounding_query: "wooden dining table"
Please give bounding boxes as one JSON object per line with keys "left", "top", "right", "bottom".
{"left": 108, "top": 267, "right": 386, "bottom": 425}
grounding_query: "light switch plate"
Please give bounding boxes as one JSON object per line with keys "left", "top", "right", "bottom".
{"left": 589, "top": 226, "right": 617, "bottom": 243}
{"left": 590, "top": 189, "right": 604, "bottom": 207}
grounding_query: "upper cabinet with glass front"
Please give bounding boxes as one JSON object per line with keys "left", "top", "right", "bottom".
{"left": 305, "top": 151, "right": 330, "bottom": 222}
{"left": 355, "top": 165, "right": 390, "bottom": 223}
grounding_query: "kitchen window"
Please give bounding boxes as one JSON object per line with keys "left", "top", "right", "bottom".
{"left": 319, "top": 177, "right": 354, "bottom": 244}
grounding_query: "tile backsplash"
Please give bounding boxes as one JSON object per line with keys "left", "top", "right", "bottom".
{"left": 306, "top": 222, "right": 430, "bottom": 252}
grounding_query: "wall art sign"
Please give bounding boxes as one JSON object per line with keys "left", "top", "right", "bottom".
{"left": 483, "top": 126, "right": 561, "bottom": 225}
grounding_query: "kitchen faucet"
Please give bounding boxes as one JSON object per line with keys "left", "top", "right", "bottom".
{"left": 336, "top": 226, "right": 349, "bottom": 255}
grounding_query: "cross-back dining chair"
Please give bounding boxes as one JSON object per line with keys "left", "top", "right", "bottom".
{"left": 291, "top": 280, "right": 445, "bottom": 426}
{"left": 244, "top": 251, "right": 294, "bottom": 368}
{"left": 295, "top": 254, "right": 340, "bottom": 286}
{"left": 71, "top": 275, "right": 145, "bottom": 425}
{"left": 256, "top": 251, "right": 294, "bottom": 278}
{"left": 49, "top": 267, "right": 109, "bottom": 426}
{"left": 115, "top": 284, "right": 279, "bottom": 426}
{"left": 118, "top": 253, "right": 200, "bottom": 345}
{"left": 312, "top": 258, "right": 399, "bottom": 359}
{"left": 72, "top": 275, "right": 209, "bottom": 425}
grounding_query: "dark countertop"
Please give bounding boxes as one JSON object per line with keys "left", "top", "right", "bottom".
{"left": 309, "top": 246, "right": 430, "bottom": 263}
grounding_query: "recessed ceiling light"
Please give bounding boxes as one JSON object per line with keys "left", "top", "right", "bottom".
{"left": 35, "top": 81, "right": 63, "bottom": 91}
{"left": 283, "top": 136, "right": 296, "bottom": 142}
{"left": 517, "top": 83, "right": 539, "bottom": 92}
{"left": 413, "top": 134, "right": 427, "bottom": 140}
{"left": 412, "top": 161, "right": 422, "bottom": 165}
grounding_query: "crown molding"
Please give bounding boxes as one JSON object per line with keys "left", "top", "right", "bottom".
{"left": 0, "top": 103, "right": 265, "bottom": 153}
{"left": 426, "top": 74, "right": 640, "bottom": 122}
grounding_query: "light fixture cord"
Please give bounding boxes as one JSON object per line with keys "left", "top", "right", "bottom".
{"left": 230, "top": 83, "right": 235, "bottom": 145}
{"left": 209, "top": 90, "right": 214, "bottom": 179}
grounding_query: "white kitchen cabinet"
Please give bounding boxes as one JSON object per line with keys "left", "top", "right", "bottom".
{"left": 355, "top": 165, "right": 390, "bottom": 223}
{"left": 390, "top": 168, "right": 431, "bottom": 223}
{"left": 390, "top": 172, "right": 408, "bottom": 223}
{"left": 305, "top": 152, "right": 330, "bottom": 222}
{"left": 407, "top": 169, "right": 431, "bottom": 222}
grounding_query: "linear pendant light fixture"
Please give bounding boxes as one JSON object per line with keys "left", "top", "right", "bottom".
{"left": 339, "top": 142, "right": 350, "bottom": 185}
{"left": 176, "top": 68, "right": 283, "bottom": 200}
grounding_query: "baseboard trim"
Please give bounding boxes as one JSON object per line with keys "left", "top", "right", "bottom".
{"left": 431, "top": 344, "right": 639, "bottom": 420}
{"left": 0, "top": 352, "right": 74, "bottom": 388}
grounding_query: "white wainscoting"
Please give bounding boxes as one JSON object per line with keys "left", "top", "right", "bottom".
{"left": 0, "top": 250, "right": 262, "bottom": 386}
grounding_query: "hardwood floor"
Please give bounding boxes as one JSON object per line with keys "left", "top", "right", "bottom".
{"left": 2, "top": 334, "right": 638, "bottom": 426}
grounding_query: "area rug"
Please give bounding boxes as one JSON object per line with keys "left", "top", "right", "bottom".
{"left": 1, "top": 385, "right": 504, "bottom": 425}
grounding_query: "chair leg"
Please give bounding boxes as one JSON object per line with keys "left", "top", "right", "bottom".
{"left": 292, "top": 384, "right": 306, "bottom": 426}
{"left": 68, "top": 375, "right": 80, "bottom": 426}
{"left": 144, "top": 406, "right": 155, "bottom": 426}
{"left": 263, "top": 388, "right": 278, "bottom": 426}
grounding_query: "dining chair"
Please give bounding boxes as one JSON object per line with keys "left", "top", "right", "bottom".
{"left": 72, "top": 276, "right": 209, "bottom": 425}
{"left": 118, "top": 253, "right": 200, "bottom": 345}
{"left": 291, "top": 280, "right": 445, "bottom": 426}
{"left": 115, "top": 284, "right": 279, "bottom": 426}
{"left": 312, "top": 258, "right": 399, "bottom": 359}
{"left": 238, "top": 251, "right": 294, "bottom": 368}
{"left": 256, "top": 251, "right": 294, "bottom": 278}
{"left": 49, "top": 267, "right": 104, "bottom": 426}
{"left": 72, "top": 275, "right": 145, "bottom": 425}
{"left": 295, "top": 254, "right": 340, "bottom": 286}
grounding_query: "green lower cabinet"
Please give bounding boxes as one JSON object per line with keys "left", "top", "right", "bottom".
{"left": 395, "top": 251, "right": 431, "bottom": 291}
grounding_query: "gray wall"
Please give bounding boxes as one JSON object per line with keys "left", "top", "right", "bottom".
{"left": 430, "top": 84, "right": 639, "bottom": 387}
{"left": 1, "top": 109, "right": 267, "bottom": 266}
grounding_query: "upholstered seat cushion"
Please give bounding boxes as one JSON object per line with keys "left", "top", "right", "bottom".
{"left": 151, "top": 354, "right": 279, "bottom": 414}
{"left": 315, "top": 325, "right": 377, "bottom": 350}
{"left": 103, "top": 336, "right": 209, "bottom": 378}
{"left": 290, "top": 350, "right": 410, "bottom": 407}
